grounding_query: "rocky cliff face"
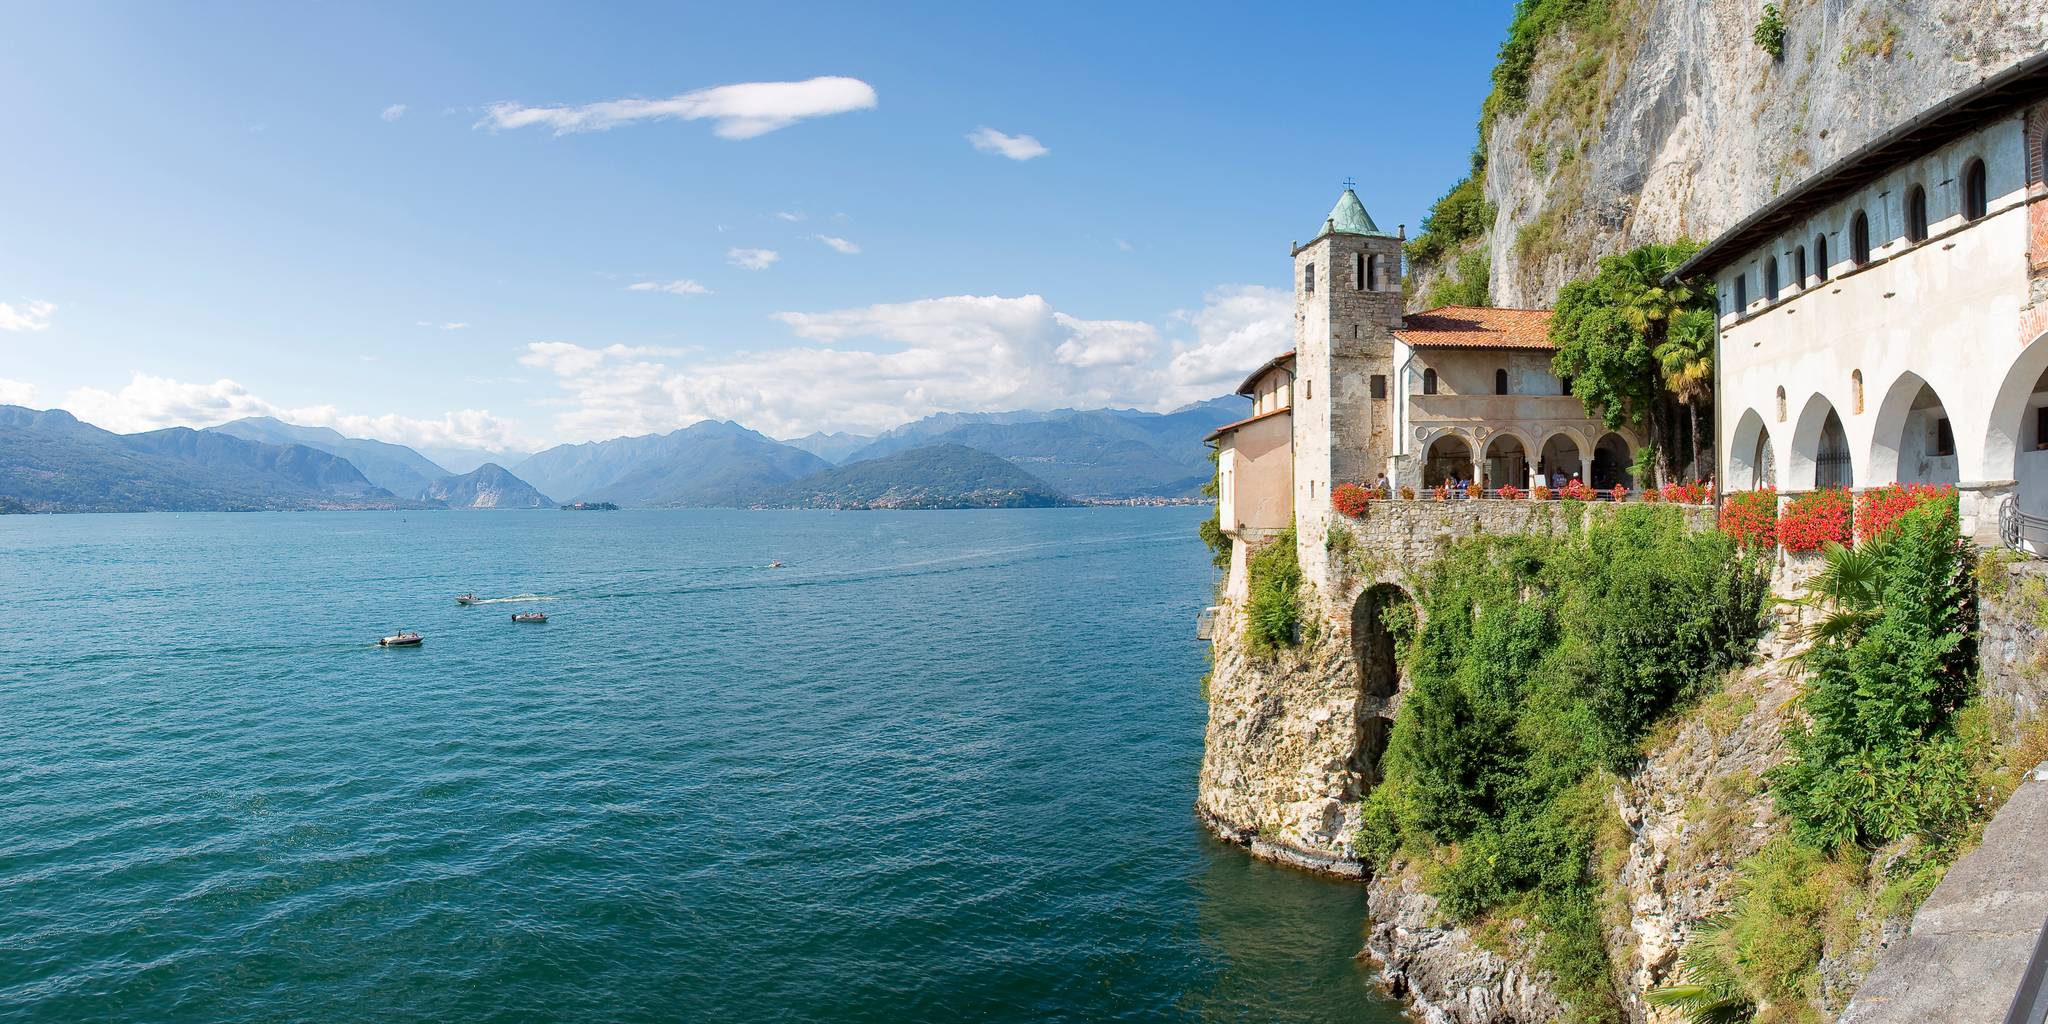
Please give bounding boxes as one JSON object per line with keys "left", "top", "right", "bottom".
{"left": 1423, "top": 0, "right": 2048, "bottom": 309}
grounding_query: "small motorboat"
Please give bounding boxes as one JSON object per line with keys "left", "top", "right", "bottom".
{"left": 511, "top": 612, "right": 547, "bottom": 623}
{"left": 768, "top": 561, "right": 783, "bottom": 569}
{"left": 378, "top": 631, "right": 423, "bottom": 647}
{"left": 455, "top": 593, "right": 480, "bottom": 606}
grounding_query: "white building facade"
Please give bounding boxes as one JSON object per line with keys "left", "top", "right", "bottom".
{"left": 1685, "top": 54, "right": 2048, "bottom": 550}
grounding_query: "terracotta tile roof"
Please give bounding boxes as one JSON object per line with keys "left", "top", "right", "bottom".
{"left": 1203, "top": 405, "right": 1291, "bottom": 443}
{"left": 1395, "top": 306, "right": 1554, "bottom": 350}
{"left": 1235, "top": 350, "right": 1295, "bottom": 397}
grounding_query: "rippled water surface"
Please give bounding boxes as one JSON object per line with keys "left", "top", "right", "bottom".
{"left": 0, "top": 509, "right": 1404, "bottom": 1022}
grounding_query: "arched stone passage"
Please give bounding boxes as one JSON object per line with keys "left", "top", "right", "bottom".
{"left": 1985, "top": 337, "right": 2048, "bottom": 488}
{"left": 1424, "top": 434, "right": 1473, "bottom": 487}
{"left": 1483, "top": 433, "right": 1530, "bottom": 491}
{"left": 1869, "top": 372, "right": 1959, "bottom": 486}
{"left": 1790, "top": 394, "right": 1854, "bottom": 489}
{"left": 1985, "top": 337, "right": 2048, "bottom": 544}
{"left": 1592, "top": 433, "right": 1634, "bottom": 489}
{"left": 1349, "top": 583, "right": 1415, "bottom": 790}
{"left": 1538, "top": 431, "right": 1585, "bottom": 488}
{"left": 1728, "top": 408, "right": 1776, "bottom": 490}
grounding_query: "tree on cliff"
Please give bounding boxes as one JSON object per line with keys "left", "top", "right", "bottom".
{"left": 1548, "top": 241, "right": 1718, "bottom": 486}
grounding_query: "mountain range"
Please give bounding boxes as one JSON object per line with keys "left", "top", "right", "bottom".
{"left": 0, "top": 395, "right": 1244, "bottom": 513}
{"left": 0, "top": 406, "right": 408, "bottom": 513}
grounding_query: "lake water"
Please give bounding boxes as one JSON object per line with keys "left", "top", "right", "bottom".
{"left": 0, "top": 508, "right": 1405, "bottom": 1022}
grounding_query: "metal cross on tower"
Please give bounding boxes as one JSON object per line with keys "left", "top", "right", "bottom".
{"left": 1341, "top": 177, "right": 1357, "bottom": 191}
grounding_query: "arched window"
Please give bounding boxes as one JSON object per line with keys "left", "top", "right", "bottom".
{"left": 1814, "top": 234, "right": 1830, "bottom": 280}
{"left": 1906, "top": 186, "right": 1929, "bottom": 242}
{"left": 1852, "top": 369, "right": 1864, "bottom": 414}
{"left": 1495, "top": 368, "right": 1509, "bottom": 395}
{"left": 1776, "top": 386, "right": 1787, "bottom": 422}
{"left": 1422, "top": 368, "right": 1438, "bottom": 395}
{"left": 1367, "top": 254, "right": 1380, "bottom": 290}
{"left": 1733, "top": 271, "right": 1748, "bottom": 310}
{"left": 1964, "top": 158, "right": 1988, "bottom": 221}
{"left": 1851, "top": 211, "right": 1871, "bottom": 266}
{"left": 1764, "top": 256, "right": 1780, "bottom": 300}
{"left": 1794, "top": 245, "right": 1807, "bottom": 285}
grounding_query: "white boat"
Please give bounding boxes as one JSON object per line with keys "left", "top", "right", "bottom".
{"left": 768, "top": 561, "right": 783, "bottom": 569}
{"left": 378, "top": 631, "right": 423, "bottom": 647}
{"left": 455, "top": 593, "right": 479, "bottom": 606}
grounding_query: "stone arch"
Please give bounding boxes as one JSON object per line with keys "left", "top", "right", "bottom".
{"left": 1791, "top": 393, "right": 1854, "bottom": 489}
{"left": 1984, "top": 335, "right": 2048, "bottom": 538}
{"left": 1869, "top": 372, "right": 1959, "bottom": 486}
{"left": 1592, "top": 432, "right": 1634, "bottom": 489}
{"left": 1728, "top": 408, "right": 1776, "bottom": 490}
{"left": 1348, "top": 582, "right": 1415, "bottom": 789}
{"left": 1537, "top": 429, "right": 1587, "bottom": 486}
{"left": 1424, "top": 432, "right": 1473, "bottom": 487}
{"left": 1482, "top": 431, "right": 1533, "bottom": 490}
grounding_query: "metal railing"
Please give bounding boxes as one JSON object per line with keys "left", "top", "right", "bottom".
{"left": 2002, "top": 496, "right": 2048, "bottom": 557}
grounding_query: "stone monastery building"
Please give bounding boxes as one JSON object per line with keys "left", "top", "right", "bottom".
{"left": 1206, "top": 188, "right": 1639, "bottom": 597}
{"left": 1683, "top": 51, "right": 2048, "bottom": 553}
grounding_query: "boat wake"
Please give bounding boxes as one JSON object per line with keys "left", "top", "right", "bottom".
{"left": 473, "top": 594, "right": 557, "bottom": 604}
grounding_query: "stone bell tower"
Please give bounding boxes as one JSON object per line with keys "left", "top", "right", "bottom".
{"left": 1290, "top": 186, "right": 1405, "bottom": 584}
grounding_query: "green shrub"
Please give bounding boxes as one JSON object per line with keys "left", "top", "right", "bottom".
{"left": 1770, "top": 502, "right": 1977, "bottom": 850}
{"left": 1754, "top": 3, "right": 1787, "bottom": 59}
{"left": 1366, "top": 507, "right": 1765, "bottom": 1022}
{"left": 1425, "top": 246, "right": 1493, "bottom": 308}
{"left": 1245, "top": 528, "right": 1304, "bottom": 654}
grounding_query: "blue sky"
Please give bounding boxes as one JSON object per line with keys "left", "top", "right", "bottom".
{"left": 0, "top": 1, "right": 1508, "bottom": 452}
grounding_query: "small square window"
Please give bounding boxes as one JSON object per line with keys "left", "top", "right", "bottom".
{"left": 1371, "top": 374, "right": 1387, "bottom": 400}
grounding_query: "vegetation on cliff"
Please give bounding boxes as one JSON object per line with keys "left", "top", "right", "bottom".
{"left": 1549, "top": 242, "right": 1719, "bottom": 484}
{"left": 1357, "top": 506, "right": 1768, "bottom": 1022}
{"left": 1245, "top": 528, "right": 1307, "bottom": 655}
{"left": 1653, "top": 499, "right": 2039, "bottom": 1024}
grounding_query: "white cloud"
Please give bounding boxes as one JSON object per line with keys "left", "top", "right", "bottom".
{"left": 628, "top": 280, "right": 712, "bottom": 296}
{"left": 1116, "top": 238, "right": 1134, "bottom": 252}
{"left": 59, "top": 372, "right": 535, "bottom": 451}
{"left": 727, "top": 247, "right": 779, "bottom": 270}
{"left": 1160, "top": 285, "right": 1293, "bottom": 404}
{"left": 517, "top": 341, "right": 685, "bottom": 378}
{"left": 966, "top": 126, "right": 1048, "bottom": 161}
{"left": 0, "top": 300, "right": 56, "bottom": 332}
{"left": 479, "top": 76, "right": 877, "bottom": 139}
{"left": 0, "top": 378, "right": 38, "bottom": 406}
{"left": 773, "top": 211, "right": 807, "bottom": 222}
{"left": 381, "top": 103, "right": 408, "bottom": 122}
{"left": 813, "top": 235, "right": 860, "bottom": 255}
{"left": 1052, "top": 314, "right": 1158, "bottom": 368}
{"left": 515, "top": 287, "right": 1275, "bottom": 441}
{"left": 416, "top": 320, "right": 469, "bottom": 330}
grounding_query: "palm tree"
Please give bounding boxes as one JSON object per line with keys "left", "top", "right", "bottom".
{"left": 1645, "top": 918, "right": 1755, "bottom": 1024}
{"left": 1787, "top": 539, "right": 1887, "bottom": 649}
{"left": 1658, "top": 307, "right": 1716, "bottom": 481}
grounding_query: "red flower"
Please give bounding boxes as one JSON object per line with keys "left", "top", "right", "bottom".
{"left": 1610, "top": 484, "right": 1628, "bottom": 502}
{"left": 1497, "top": 484, "right": 1525, "bottom": 500}
{"left": 1718, "top": 487, "right": 1778, "bottom": 549}
{"left": 1532, "top": 484, "right": 1552, "bottom": 501}
{"left": 1561, "top": 479, "right": 1594, "bottom": 501}
{"left": 1332, "top": 482, "right": 1373, "bottom": 518}
{"left": 1777, "top": 488, "right": 1853, "bottom": 553}
{"left": 1854, "top": 483, "right": 1957, "bottom": 542}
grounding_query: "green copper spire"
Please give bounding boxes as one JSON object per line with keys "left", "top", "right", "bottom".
{"left": 1316, "top": 187, "right": 1397, "bottom": 239}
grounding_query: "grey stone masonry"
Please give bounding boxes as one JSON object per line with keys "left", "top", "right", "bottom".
{"left": 1840, "top": 765, "right": 2048, "bottom": 1024}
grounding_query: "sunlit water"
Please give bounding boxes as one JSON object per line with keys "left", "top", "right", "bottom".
{"left": 0, "top": 508, "right": 1405, "bottom": 1022}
